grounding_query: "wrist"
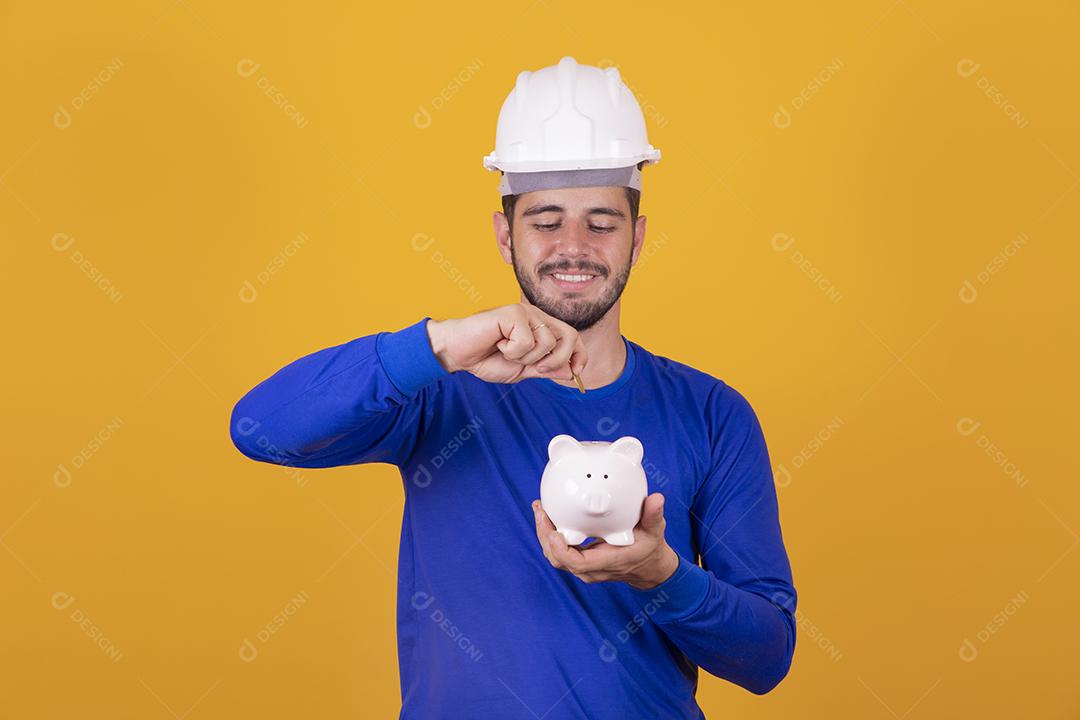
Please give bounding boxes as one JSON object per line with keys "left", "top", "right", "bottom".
{"left": 630, "top": 545, "right": 680, "bottom": 590}
{"left": 376, "top": 316, "right": 453, "bottom": 396}
{"left": 426, "top": 318, "right": 458, "bottom": 373}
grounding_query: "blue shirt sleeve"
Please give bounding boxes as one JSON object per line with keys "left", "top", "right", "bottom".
{"left": 229, "top": 317, "right": 451, "bottom": 468}
{"left": 628, "top": 382, "right": 798, "bottom": 695}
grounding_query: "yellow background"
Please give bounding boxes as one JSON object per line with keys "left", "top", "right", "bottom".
{"left": 4, "top": 1, "right": 1078, "bottom": 717}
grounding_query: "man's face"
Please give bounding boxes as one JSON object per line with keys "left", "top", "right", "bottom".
{"left": 498, "top": 185, "right": 644, "bottom": 332}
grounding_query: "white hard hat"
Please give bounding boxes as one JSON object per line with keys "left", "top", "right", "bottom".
{"left": 483, "top": 56, "right": 661, "bottom": 196}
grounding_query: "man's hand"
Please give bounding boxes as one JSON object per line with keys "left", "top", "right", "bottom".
{"left": 531, "top": 493, "right": 680, "bottom": 590}
{"left": 426, "top": 303, "right": 587, "bottom": 384}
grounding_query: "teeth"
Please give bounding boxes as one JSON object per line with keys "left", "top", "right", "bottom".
{"left": 552, "top": 273, "right": 595, "bottom": 282}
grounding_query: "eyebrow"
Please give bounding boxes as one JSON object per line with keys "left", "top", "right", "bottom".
{"left": 521, "top": 204, "right": 626, "bottom": 219}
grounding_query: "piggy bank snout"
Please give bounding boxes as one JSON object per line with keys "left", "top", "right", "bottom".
{"left": 581, "top": 490, "right": 613, "bottom": 516}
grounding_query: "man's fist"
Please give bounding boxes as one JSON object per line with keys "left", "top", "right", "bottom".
{"left": 426, "top": 303, "right": 588, "bottom": 384}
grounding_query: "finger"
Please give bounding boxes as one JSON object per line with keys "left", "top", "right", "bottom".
{"left": 516, "top": 323, "right": 559, "bottom": 367}
{"left": 550, "top": 528, "right": 627, "bottom": 575}
{"left": 520, "top": 312, "right": 580, "bottom": 380}
{"left": 495, "top": 313, "right": 536, "bottom": 361}
{"left": 532, "top": 500, "right": 551, "bottom": 542}
{"left": 575, "top": 539, "right": 627, "bottom": 572}
{"left": 541, "top": 313, "right": 586, "bottom": 377}
{"left": 534, "top": 327, "right": 577, "bottom": 379}
{"left": 573, "top": 571, "right": 613, "bottom": 584}
{"left": 533, "top": 500, "right": 557, "bottom": 534}
{"left": 532, "top": 500, "right": 562, "bottom": 567}
{"left": 534, "top": 501, "right": 605, "bottom": 573}
{"left": 568, "top": 331, "right": 588, "bottom": 376}
{"left": 546, "top": 526, "right": 588, "bottom": 573}
{"left": 638, "top": 493, "right": 667, "bottom": 536}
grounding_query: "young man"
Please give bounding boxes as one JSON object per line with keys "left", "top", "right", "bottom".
{"left": 231, "top": 56, "right": 797, "bottom": 719}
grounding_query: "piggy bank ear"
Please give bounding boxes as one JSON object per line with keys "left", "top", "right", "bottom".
{"left": 548, "top": 434, "right": 582, "bottom": 462}
{"left": 609, "top": 436, "right": 643, "bottom": 464}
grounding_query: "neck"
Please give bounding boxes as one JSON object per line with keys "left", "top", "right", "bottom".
{"left": 520, "top": 295, "right": 626, "bottom": 390}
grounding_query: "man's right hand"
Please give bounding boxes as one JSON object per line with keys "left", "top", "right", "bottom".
{"left": 425, "top": 303, "right": 587, "bottom": 384}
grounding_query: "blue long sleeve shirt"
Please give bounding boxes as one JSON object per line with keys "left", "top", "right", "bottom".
{"left": 230, "top": 317, "right": 798, "bottom": 719}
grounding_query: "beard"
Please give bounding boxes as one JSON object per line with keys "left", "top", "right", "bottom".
{"left": 511, "top": 239, "right": 632, "bottom": 332}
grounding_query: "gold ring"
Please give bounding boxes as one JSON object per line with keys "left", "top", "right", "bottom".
{"left": 531, "top": 322, "right": 547, "bottom": 331}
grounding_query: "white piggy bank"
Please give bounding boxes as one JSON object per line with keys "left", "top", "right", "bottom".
{"left": 539, "top": 434, "right": 648, "bottom": 546}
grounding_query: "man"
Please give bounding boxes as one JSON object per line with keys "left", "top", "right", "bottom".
{"left": 231, "top": 56, "right": 797, "bottom": 719}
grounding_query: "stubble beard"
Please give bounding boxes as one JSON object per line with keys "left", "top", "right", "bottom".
{"left": 510, "top": 236, "right": 632, "bottom": 332}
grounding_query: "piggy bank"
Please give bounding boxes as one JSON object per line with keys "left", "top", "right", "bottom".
{"left": 539, "top": 434, "right": 648, "bottom": 546}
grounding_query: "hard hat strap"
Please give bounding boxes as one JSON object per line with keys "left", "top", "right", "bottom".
{"left": 498, "top": 165, "right": 641, "bottom": 197}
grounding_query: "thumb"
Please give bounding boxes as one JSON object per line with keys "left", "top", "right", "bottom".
{"left": 640, "top": 493, "right": 666, "bottom": 534}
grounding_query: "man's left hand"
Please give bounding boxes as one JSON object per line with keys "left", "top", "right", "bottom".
{"left": 532, "top": 493, "right": 680, "bottom": 590}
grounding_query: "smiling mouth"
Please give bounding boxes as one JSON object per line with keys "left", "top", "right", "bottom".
{"left": 551, "top": 272, "right": 596, "bottom": 282}
{"left": 546, "top": 271, "right": 602, "bottom": 290}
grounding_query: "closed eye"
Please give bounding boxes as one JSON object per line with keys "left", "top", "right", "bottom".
{"left": 532, "top": 223, "right": 617, "bottom": 233}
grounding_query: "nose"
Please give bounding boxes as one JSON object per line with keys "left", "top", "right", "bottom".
{"left": 553, "top": 219, "right": 590, "bottom": 258}
{"left": 582, "top": 490, "right": 613, "bottom": 516}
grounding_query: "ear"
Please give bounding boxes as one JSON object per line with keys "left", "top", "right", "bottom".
{"left": 609, "top": 436, "right": 643, "bottom": 465}
{"left": 630, "top": 214, "right": 647, "bottom": 267}
{"left": 548, "top": 434, "right": 582, "bottom": 463}
{"left": 494, "top": 210, "right": 513, "bottom": 265}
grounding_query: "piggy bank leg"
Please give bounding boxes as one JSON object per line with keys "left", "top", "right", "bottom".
{"left": 560, "top": 529, "right": 588, "bottom": 546}
{"left": 603, "top": 530, "right": 635, "bottom": 546}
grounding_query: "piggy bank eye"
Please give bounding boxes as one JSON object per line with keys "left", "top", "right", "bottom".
{"left": 604, "top": 474, "right": 608, "bottom": 479}
{"left": 586, "top": 473, "right": 591, "bottom": 478}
